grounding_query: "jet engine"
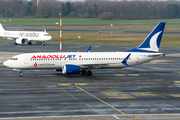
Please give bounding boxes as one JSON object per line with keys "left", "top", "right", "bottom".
{"left": 62, "top": 64, "right": 80, "bottom": 74}
{"left": 16, "top": 38, "right": 25, "bottom": 45}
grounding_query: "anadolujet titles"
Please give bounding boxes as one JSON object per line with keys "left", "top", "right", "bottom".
{"left": 3, "top": 22, "right": 166, "bottom": 76}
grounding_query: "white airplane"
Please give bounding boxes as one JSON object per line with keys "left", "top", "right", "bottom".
{"left": 3, "top": 22, "right": 166, "bottom": 76}
{"left": 0, "top": 23, "right": 52, "bottom": 46}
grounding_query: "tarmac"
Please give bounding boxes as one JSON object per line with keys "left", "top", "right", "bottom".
{"left": 0, "top": 40, "right": 180, "bottom": 120}
{"left": 3, "top": 23, "right": 180, "bottom": 34}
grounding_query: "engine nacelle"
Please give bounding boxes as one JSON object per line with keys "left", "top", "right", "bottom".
{"left": 62, "top": 64, "right": 80, "bottom": 74}
{"left": 16, "top": 38, "right": 25, "bottom": 45}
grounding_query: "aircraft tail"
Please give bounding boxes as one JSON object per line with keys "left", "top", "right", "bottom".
{"left": 0, "top": 23, "right": 5, "bottom": 32}
{"left": 126, "top": 22, "right": 166, "bottom": 53}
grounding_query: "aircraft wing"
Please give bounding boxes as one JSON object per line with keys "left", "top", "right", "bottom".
{"left": 87, "top": 46, "right": 91, "bottom": 52}
{"left": 73, "top": 53, "right": 131, "bottom": 69}
{"left": 1, "top": 36, "right": 17, "bottom": 40}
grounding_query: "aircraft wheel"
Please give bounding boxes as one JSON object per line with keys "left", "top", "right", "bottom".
{"left": 19, "top": 71, "right": 23, "bottom": 77}
{"left": 86, "top": 70, "right": 92, "bottom": 76}
{"left": 42, "top": 41, "right": 45, "bottom": 46}
{"left": 81, "top": 70, "right": 86, "bottom": 75}
{"left": 28, "top": 41, "right": 32, "bottom": 45}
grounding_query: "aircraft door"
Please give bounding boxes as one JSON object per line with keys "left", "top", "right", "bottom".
{"left": 24, "top": 56, "right": 29, "bottom": 64}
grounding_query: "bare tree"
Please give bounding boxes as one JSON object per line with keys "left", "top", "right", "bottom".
{"left": 0, "top": 0, "right": 180, "bottom": 19}
{"left": 36, "top": 1, "right": 52, "bottom": 18}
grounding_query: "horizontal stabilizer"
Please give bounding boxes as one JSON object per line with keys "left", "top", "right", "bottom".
{"left": 148, "top": 53, "right": 165, "bottom": 57}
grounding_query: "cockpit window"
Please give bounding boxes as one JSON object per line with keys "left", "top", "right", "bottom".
{"left": 44, "top": 34, "right": 50, "bottom": 36}
{"left": 10, "top": 58, "right": 18, "bottom": 60}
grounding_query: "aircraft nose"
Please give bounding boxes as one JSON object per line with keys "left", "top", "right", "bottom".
{"left": 49, "top": 36, "right": 52, "bottom": 40}
{"left": 3, "top": 60, "right": 10, "bottom": 67}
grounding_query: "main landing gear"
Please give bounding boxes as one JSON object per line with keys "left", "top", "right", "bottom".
{"left": 81, "top": 69, "right": 92, "bottom": 76}
{"left": 28, "top": 41, "right": 45, "bottom": 46}
{"left": 28, "top": 41, "right": 32, "bottom": 45}
{"left": 86, "top": 70, "right": 92, "bottom": 76}
{"left": 36, "top": 41, "right": 45, "bottom": 46}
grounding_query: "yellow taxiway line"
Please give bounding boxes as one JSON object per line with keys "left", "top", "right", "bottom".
{"left": 174, "top": 81, "right": 180, "bottom": 83}
{"left": 147, "top": 90, "right": 167, "bottom": 99}
{"left": 75, "top": 85, "right": 136, "bottom": 120}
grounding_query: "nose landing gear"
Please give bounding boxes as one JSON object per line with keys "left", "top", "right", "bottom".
{"left": 42, "top": 41, "right": 45, "bottom": 46}
{"left": 19, "top": 71, "right": 23, "bottom": 77}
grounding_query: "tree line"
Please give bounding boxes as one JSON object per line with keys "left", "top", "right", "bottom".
{"left": 0, "top": 0, "right": 180, "bottom": 20}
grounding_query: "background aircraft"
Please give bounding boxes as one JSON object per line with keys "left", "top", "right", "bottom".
{"left": 0, "top": 24, "right": 52, "bottom": 46}
{"left": 3, "top": 22, "right": 166, "bottom": 76}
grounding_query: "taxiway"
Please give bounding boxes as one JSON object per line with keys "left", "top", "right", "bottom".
{"left": 0, "top": 40, "right": 180, "bottom": 120}
{"left": 3, "top": 23, "right": 180, "bottom": 34}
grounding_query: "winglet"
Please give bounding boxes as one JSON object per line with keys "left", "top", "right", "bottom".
{"left": 87, "top": 46, "right": 91, "bottom": 52}
{"left": 121, "top": 53, "right": 131, "bottom": 67}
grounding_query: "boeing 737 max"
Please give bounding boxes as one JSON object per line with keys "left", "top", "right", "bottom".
{"left": 3, "top": 22, "right": 166, "bottom": 76}
{"left": 0, "top": 24, "right": 52, "bottom": 46}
